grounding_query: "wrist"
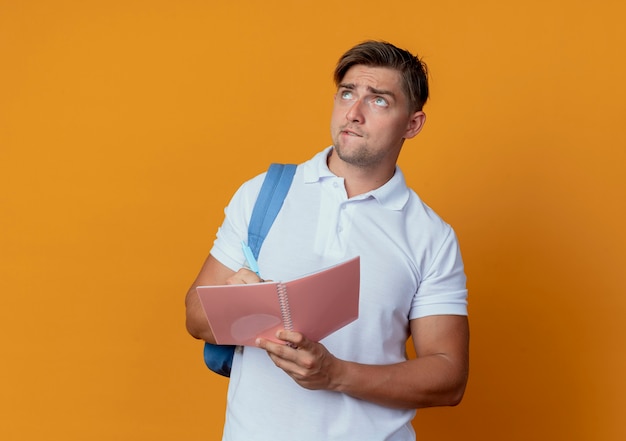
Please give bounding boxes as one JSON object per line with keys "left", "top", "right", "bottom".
{"left": 328, "top": 356, "right": 350, "bottom": 393}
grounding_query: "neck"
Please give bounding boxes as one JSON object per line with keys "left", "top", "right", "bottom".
{"left": 327, "top": 148, "right": 397, "bottom": 198}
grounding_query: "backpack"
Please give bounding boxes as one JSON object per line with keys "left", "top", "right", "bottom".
{"left": 203, "top": 163, "right": 297, "bottom": 377}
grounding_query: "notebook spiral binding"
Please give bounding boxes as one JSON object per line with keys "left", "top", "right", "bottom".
{"left": 276, "top": 283, "right": 294, "bottom": 331}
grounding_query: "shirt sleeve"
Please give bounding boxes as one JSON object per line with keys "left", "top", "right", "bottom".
{"left": 209, "top": 173, "right": 266, "bottom": 272}
{"left": 409, "top": 226, "right": 468, "bottom": 319}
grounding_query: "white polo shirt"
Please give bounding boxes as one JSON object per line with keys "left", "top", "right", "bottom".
{"left": 210, "top": 146, "right": 467, "bottom": 441}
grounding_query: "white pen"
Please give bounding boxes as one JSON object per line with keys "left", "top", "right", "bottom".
{"left": 241, "top": 241, "right": 261, "bottom": 277}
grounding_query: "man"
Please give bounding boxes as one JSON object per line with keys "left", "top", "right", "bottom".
{"left": 185, "top": 40, "right": 469, "bottom": 440}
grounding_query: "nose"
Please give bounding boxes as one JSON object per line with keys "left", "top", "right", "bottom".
{"left": 345, "top": 99, "right": 365, "bottom": 123}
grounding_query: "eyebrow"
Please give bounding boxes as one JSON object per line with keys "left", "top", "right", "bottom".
{"left": 338, "top": 82, "right": 396, "bottom": 99}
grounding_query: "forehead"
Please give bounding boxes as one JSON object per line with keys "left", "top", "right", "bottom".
{"left": 340, "top": 65, "right": 404, "bottom": 92}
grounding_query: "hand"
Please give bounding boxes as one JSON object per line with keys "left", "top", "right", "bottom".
{"left": 256, "top": 330, "right": 342, "bottom": 391}
{"left": 225, "top": 268, "right": 264, "bottom": 285}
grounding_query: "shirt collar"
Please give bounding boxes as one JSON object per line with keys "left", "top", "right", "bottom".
{"left": 302, "top": 146, "right": 410, "bottom": 211}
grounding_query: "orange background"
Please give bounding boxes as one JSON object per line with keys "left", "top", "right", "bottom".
{"left": 1, "top": 1, "right": 625, "bottom": 440}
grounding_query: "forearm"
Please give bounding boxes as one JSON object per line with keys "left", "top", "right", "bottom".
{"left": 185, "top": 287, "right": 217, "bottom": 343}
{"left": 331, "top": 354, "right": 468, "bottom": 409}
{"left": 185, "top": 254, "right": 259, "bottom": 343}
{"left": 261, "top": 317, "right": 469, "bottom": 410}
{"left": 184, "top": 257, "right": 229, "bottom": 343}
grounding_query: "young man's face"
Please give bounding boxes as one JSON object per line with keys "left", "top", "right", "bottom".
{"left": 330, "top": 65, "right": 425, "bottom": 169}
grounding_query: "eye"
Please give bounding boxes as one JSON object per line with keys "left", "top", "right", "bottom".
{"left": 341, "top": 90, "right": 353, "bottom": 100}
{"left": 373, "top": 96, "right": 388, "bottom": 107}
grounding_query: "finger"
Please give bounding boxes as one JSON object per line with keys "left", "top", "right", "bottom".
{"left": 225, "top": 268, "right": 262, "bottom": 285}
{"left": 276, "top": 330, "right": 307, "bottom": 349}
{"left": 257, "top": 338, "right": 299, "bottom": 366}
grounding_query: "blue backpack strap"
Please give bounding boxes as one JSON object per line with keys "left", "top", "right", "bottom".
{"left": 247, "top": 163, "right": 297, "bottom": 259}
{"left": 203, "top": 163, "right": 296, "bottom": 377}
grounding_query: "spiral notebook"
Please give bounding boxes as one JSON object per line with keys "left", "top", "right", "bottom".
{"left": 196, "top": 256, "right": 360, "bottom": 346}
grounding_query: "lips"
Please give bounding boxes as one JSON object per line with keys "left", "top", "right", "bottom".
{"left": 341, "top": 128, "right": 363, "bottom": 137}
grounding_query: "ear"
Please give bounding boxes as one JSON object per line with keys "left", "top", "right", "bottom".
{"left": 404, "top": 111, "right": 426, "bottom": 139}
